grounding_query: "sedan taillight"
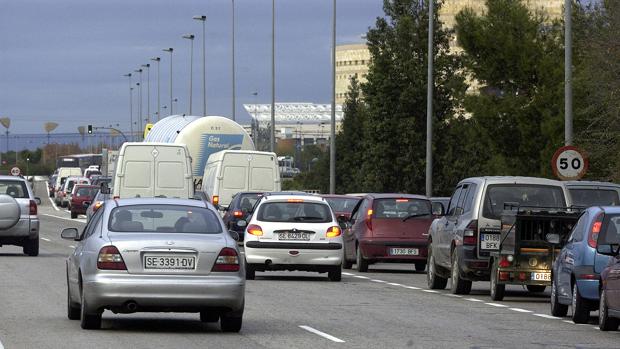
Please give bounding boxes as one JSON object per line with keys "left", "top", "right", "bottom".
{"left": 247, "top": 224, "right": 263, "bottom": 236}
{"left": 212, "top": 248, "right": 240, "bottom": 272}
{"left": 97, "top": 246, "right": 127, "bottom": 270}
{"left": 326, "top": 226, "right": 341, "bottom": 238}
{"left": 29, "top": 200, "right": 37, "bottom": 215}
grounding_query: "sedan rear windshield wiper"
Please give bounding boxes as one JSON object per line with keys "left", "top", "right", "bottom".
{"left": 402, "top": 213, "right": 430, "bottom": 222}
{"left": 293, "top": 216, "right": 323, "bottom": 221}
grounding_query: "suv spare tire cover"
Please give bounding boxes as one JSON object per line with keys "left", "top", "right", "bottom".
{"left": 0, "top": 194, "right": 21, "bottom": 229}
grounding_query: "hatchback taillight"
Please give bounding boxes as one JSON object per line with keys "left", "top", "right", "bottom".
{"left": 326, "top": 226, "right": 341, "bottom": 238}
{"left": 97, "top": 246, "right": 127, "bottom": 270}
{"left": 29, "top": 200, "right": 37, "bottom": 215}
{"left": 247, "top": 224, "right": 263, "bottom": 236}
{"left": 233, "top": 210, "right": 243, "bottom": 218}
{"left": 589, "top": 213, "right": 604, "bottom": 249}
{"left": 463, "top": 220, "right": 478, "bottom": 245}
{"left": 212, "top": 248, "right": 240, "bottom": 272}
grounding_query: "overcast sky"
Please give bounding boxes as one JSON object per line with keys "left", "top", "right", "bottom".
{"left": 0, "top": 0, "right": 383, "bottom": 134}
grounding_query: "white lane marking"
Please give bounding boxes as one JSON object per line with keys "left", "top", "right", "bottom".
{"left": 41, "top": 213, "right": 86, "bottom": 224}
{"left": 342, "top": 272, "right": 354, "bottom": 276}
{"left": 41, "top": 237, "right": 51, "bottom": 242}
{"left": 444, "top": 294, "right": 462, "bottom": 298}
{"left": 509, "top": 308, "right": 532, "bottom": 313}
{"left": 69, "top": 245, "right": 75, "bottom": 248}
{"left": 353, "top": 275, "right": 369, "bottom": 279}
{"left": 485, "top": 303, "right": 508, "bottom": 308}
{"left": 533, "top": 314, "right": 561, "bottom": 320}
{"left": 465, "top": 298, "right": 483, "bottom": 302}
{"left": 422, "top": 290, "right": 439, "bottom": 293}
{"left": 404, "top": 286, "right": 420, "bottom": 290}
{"left": 563, "top": 320, "right": 574, "bottom": 324}
{"left": 370, "top": 279, "right": 386, "bottom": 283}
{"left": 387, "top": 282, "right": 402, "bottom": 286}
{"left": 0, "top": 336, "right": 4, "bottom": 349}
{"left": 299, "top": 325, "right": 345, "bottom": 343}
{"left": 592, "top": 326, "right": 600, "bottom": 330}
{"left": 46, "top": 184, "right": 60, "bottom": 211}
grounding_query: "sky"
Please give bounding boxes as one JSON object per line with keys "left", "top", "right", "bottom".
{"left": 0, "top": 0, "right": 383, "bottom": 134}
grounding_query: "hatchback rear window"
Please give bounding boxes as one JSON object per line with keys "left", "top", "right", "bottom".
{"left": 76, "top": 187, "right": 98, "bottom": 197}
{"left": 569, "top": 189, "right": 620, "bottom": 207}
{"left": 482, "top": 185, "right": 566, "bottom": 220}
{"left": 373, "top": 199, "right": 431, "bottom": 219}
{"left": 257, "top": 201, "right": 332, "bottom": 223}
{"left": 109, "top": 205, "right": 222, "bottom": 234}
{"left": 0, "top": 180, "right": 28, "bottom": 198}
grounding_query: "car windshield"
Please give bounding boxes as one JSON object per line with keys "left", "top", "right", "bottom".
{"left": 598, "top": 215, "right": 620, "bottom": 245}
{"left": 76, "top": 187, "right": 98, "bottom": 198}
{"left": 0, "top": 180, "right": 29, "bottom": 198}
{"left": 237, "top": 193, "right": 262, "bottom": 213}
{"left": 325, "top": 197, "right": 361, "bottom": 213}
{"left": 257, "top": 201, "right": 332, "bottom": 223}
{"left": 108, "top": 205, "right": 223, "bottom": 234}
{"left": 482, "top": 185, "right": 566, "bottom": 220}
{"left": 373, "top": 198, "right": 431, "bottom": 219}
{"left": 569, "top": 189, "right": 620, "bottom": 207}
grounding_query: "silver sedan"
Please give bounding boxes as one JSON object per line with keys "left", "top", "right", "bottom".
{"left": 61, "top": 197, "right": 245, "bottom": 331}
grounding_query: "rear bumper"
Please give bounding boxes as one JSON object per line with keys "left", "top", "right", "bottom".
{"left": 359, "top": 239, "right": 428, "bottom": 262}
{"left": 244, "top": 242, "right": 342, "bottom": 268}
{"left": 70, "top": 204, "right": 87, "bottom": 214}
{"left": 83, "top": 273, "right": 245, "bottom": 312}
{"left": 494, "top": 268, "right": 551, "bottom": 286}
{"left": 576, "top": 279, "right": 601, "bottom": 301}
{"left": 458, "top": 245, "right": 490, "bottom": 281}
{"left": 0, "top": 218, "right": 39, "bottom": 240}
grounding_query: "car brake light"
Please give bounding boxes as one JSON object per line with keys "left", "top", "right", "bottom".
{"left": 97, "top": 246, "right": 127, "bottom": 270}
{"left": 287, "top": 199, "right": 304, "bottom": 203}
{"left": 212, "top": 195, "right": 219, "bottom": 205}
{"left": 29, "top": 200, "right": 37, "bottom": 215}
{"left": 396, "top": 199, "right": 409, "bottom": 202}
{"left": 212, "top": 247, "right": 240, "bottom": 272}
{"left": 247, "top": 224, "right": 263, "bottom": 236}
{"left": 233, "top": 210, "right": 243, "bottom": 218}
{"left": 498, "top": 256, "right": 511, "bottom": 268}
{"left": 463, "top": 220, "right": 478, "bottom": 245}
{"left": 589, "top": 213, "right": 604, "bottom": 248}
{"left": 326, "top": 226, "right": 341, "bottom": 238}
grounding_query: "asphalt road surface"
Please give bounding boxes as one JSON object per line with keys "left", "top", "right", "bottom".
{"left": 1, "top": 180, "right": 619, "bottom": 348}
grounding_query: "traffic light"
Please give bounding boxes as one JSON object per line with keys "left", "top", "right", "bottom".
{"left": 87, "top": 125, "right": 93, "bottom": 134}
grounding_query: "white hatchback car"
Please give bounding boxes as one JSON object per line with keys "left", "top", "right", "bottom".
{"left": 243, "top": 193, "right": 343, "bottom": 281}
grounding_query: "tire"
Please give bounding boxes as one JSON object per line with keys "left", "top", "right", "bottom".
{"left": 23, "top": 238, "right": 39, "bottom": 257}
{"left": 71, "top": 211, "right": 78, "bottom": 219}
{"left": 80, "top": 287, "right": 102, "bottom": 330}
{"left": 342, "top": 250, "right": 353, "bottom": 269}
{"left": 550, "top": 278, "right": 568, "bottom": 317}
{"left": 527, "top": 285, "right": 546, "bottom": 293}
{"left": 571, "top": 283, "right": 590, "bottom": 324}
{"left": 599, "top": 290, "right": 620, "bottom": 331}
{"left": 356, "top": 244, "right": 369, "bottom": 272}
{"left": 200, "top": 312, "right": 220, "bottom": 323}
{"left": 220, "top": 315, "right": 243, "bottom": 332}
{"left": 450, "top": 249, "right": 472, "bottom": 295}
{"left": 427, "top": 245, "right": 448, "bottom": 289}
{"left": 490, "top": 262, "right": 505, "bottom": 301}
{"left": 245, "top": 263, "right": 255, "bottom": 280}
{"left": 414, "top": 262, "right": 426, "bottom": 272}
{"left": 328, "top": 267, "right": 342, "bottom": 282}
{"left": 67, "top": 285, "right": 80, "bottom": 320}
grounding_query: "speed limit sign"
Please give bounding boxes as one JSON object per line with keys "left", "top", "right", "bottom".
{"left": 10, "top": 167, "right": 21, "bottom": 177}
{"left": 551, "top": 146, "right": 588, "bottom": 181}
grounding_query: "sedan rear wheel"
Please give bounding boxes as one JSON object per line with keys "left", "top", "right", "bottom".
{"left": 599, "top": 290, "right": 620, "bottom": 331}
{"left": 342, "top": 250, "right": 353, "bottom": 269}
{"left": 328, "top": 266, "right": 342, "bottom": 282}
{"left": 23, "top": 238, "right": 39, "bottom": 257}
{"left": 220, "top": 315, "right": 243, "bottom": 332}
{"left": 245, "top": 262, "right": 256, "bottom": 280}
{"left": 80, "top": 286, "right": 101, "bottom": 330}
{"left": 356, "top": 244, "right": 369, "bottom": 272}
{"left": 450, "top": 249, "right": 472, "bottom": 295}
{"left": 67, "top": 286, "right": 80, "bottom": 320}
{"left": 427, "top": 246, "right": 448, "bottom": 290}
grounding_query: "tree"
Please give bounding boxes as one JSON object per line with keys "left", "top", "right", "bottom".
{"left": 455, "top": 0, "right": 565, "bottom": 177}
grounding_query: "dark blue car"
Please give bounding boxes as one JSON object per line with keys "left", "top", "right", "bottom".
{"left": 551, "top": 206, "right": 617, "bottom": 323}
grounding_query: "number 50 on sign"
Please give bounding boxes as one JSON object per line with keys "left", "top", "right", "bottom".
{"left": 551, "top": 146, "right": 588, "bottom": 181}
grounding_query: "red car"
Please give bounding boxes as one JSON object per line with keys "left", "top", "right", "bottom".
{"left": 69, "top": 185, "right": 99, "bottom": 219}
{"left": 322, "top": 194, "right": 361, "bottom": 221}
{"left": 342, "top": 194, "right": 435, "bottom": 272}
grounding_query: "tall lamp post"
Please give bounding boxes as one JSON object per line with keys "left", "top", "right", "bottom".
{"left": 141, "top": 63, "right": 151, "bottom": 124}
{"left": 193, "top": 15, "right": 207, "bottom": 116}
{"left": 231, "top": 0, "right": 236, "bottom": 121}
{"left": 182, "top": 34, "right": 195, "bottom": 115}
{"left": 270, "top": 0, "right": 276, "bottom": 153}
{"left": 329, "top": 0, "right": 336, "bottom": 194}
{"left": 425, "top": 0, "right": 434, "bottom": 197}
{"left": 134, "top": 68, "right": 143, "bottom": 137}
{"left": 150, "top": 57, "right": 161, "bottom": 121}
{"left": 123, "top": 73, "right": 133, "bottom": 140}
{"left": 564, "top": 0, "right": 573, "bottom": 145}
{"left": 163, "top": 48, "right": 174, "bottom": 115}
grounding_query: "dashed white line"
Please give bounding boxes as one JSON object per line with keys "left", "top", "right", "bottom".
{"left": 533, "top": 314, "right": 561, "bottom": 320}
{"left": 485, "top": 302, "right": 508, "bottom": 308}
{"left": 69, "top": 245, "right": 75, "bottom": 248}
{"left": 46, "top": 185, "right": 60, "bottom": 211}
{"left": 387, "top": 282, "right": 402, "bottom": 286}
{"left": 342, "top": 272, "right": 354, "bottom": 276}
{"left": 370, "top": 279, "right": 386, "bottom": 283}
{"left": 444, "top": 294, "right": 462, "bottom": 298}
{"left": 0, "top": 336, "right": 4, "bottom": 349}
{"left": 404, "top": 286, "right": 421, "bottom": 290}
{"left": 465, "top": 298, "right": 483, "bottom": 302}
{"left": 422, "top": 290, "right": 439, "bottom": 293}
{"left": 353, "top": 275, "right": 369, "bottom": 279}
{"left": 509, "top": 308, "right": 532, "bottom": 313}
{"left": 299, "top": 325, "right": 345, "bottom": 343}
{"left": 41, "top": 213, "right": 86, "bottom": 224}
{"left": 41, "top": 237, "right": 51, "bottom": 242}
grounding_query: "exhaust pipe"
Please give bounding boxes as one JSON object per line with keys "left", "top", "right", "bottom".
{"left": 125, "top": 301, "right": 138, "bottom": 312}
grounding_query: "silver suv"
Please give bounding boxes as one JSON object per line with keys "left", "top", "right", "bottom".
{"left": 0, "top": 175, "right": 41, "bottom": 256}
{"left": 427, "top": 176, "right": 570, "bottom": 294}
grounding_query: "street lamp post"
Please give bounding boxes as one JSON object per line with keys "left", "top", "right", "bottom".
{"left": 270, "top": 0, "right": 276, "bottom": 153}
{"left": 193, "top": 15, "right": 207, "bottom": 116}
{"left": 182, "top": 34, "right": 195, "bottom": 115}
{"left": 150, "top": 57, "right": 161, "bottom": 121}
{"left": 329, "top": 0, "right": 336, "bottom": 194}
{"left": 123, "top": 73, "right": 133, "bottom": 141}
{"left": 141, "top": 63, "right": 151, "bottom": 124}
{"left": 163, "top": 48, "right": 174, "bottom": 115}
{"left": 565, "top": 0, "right": 573, "bottom": 146}
{"left": 134, "top": 68, "right": 143, "bottom": 138}
{"left": 232, "top": 0, "right": 236, "bottom": 121}
{"left": 425, "top": 0, "right": 434, "bottom": 197}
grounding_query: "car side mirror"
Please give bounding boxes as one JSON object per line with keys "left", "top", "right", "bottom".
{"left": 236, "top": 220, "right": 247, "bottom": 228}
{"left": 34, "top": 197, "right": 42, "bottom": 205}
{"left": 83, "top": 201, "right": 91, "bottom": 208}
{"left": 597, "top": 244, "right": 620, "bottom": 256}
{"left": 61, "top": 228, "right": 79, "bottom": 241}
{"left": 546, "top": 233, "right": 560, "bottom": 245}
{"left": 432, "top": 203, "right": 445, "bottom": 216}
{"left": 100, "top": 182, "right": 110, "bottom": 194}
{"left": 228, "top": 230, "right": 240, "bottom": 242}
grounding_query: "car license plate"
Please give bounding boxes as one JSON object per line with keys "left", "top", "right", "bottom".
{"left": 480, "top": 233, "right": 500, "bottom": 250}
{"left": 144, "top": 255, "right": 196, "bottom": 270}
{"left": 389, "top": 248, "right": 419, "bottom": 256}
{"left": 278, "top": 232, "right": 310, "bottom": 241}
{"left": 531, "top": 272, "right": 551, "bottom": 281}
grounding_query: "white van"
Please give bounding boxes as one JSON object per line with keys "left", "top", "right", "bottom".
{"left": 55, "top": 167, "right": 83, "bottom": 193}
{"left": 112, "top": 142, "right": 193, "bottom": 199}
{"left": 201, "top": 150, "right": 281, "bottom": 208}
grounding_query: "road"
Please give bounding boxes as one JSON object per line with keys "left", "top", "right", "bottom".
{"left": 0, "top": 180, "right": 619, "bottom": 348}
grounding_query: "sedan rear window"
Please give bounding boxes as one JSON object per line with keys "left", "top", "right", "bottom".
{"left": 569, "top": 189, "right": 620, "bottom": 207}
{"left": 0, "top": 180, "right": 29, "bottom": 198}
{"left": 109, "top": 205, "right": 222, "bottom": 234}
{"left": 257, "top": 201, "right": 332, "bottom": 223}
{"left": 482, "top": 185, "right": 566, "bottom": 220}
{"left": 373, "top": 199, "right": 431, "bottom": 219}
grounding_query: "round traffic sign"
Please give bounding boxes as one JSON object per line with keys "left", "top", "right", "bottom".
{"left": 10, "top": 167, "right": 21, "bottom": 176}
{"left": 551, "top": 146, "right": 588, "bottom": 181}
